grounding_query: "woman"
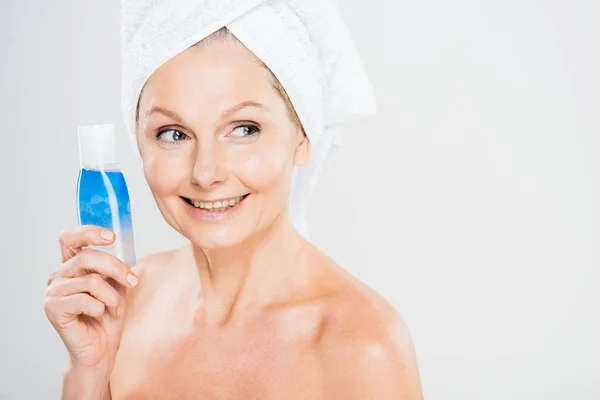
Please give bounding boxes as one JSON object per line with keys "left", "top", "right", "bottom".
{"left": 45, "top": 2, "right": 423, "bottom": 399}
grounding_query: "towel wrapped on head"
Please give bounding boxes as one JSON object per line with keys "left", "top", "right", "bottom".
{"left": 120, "top": 0, "right": 377, "bottom": 240}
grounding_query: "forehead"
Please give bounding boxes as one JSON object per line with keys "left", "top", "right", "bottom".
{"left": 139, "top": 41, "right": 278, "bottom": 112}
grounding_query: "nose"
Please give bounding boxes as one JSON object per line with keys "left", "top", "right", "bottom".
{"left": 191, "top": 141, "right": 227, "bottom": 189}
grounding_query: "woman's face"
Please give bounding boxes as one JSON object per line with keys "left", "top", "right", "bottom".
{"left": 136, "top": 39, "right": 310, "bottom": 248}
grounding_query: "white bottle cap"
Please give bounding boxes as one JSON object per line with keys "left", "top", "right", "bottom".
{"left": 78, "top": 124, "right": 118, "bottom": 169}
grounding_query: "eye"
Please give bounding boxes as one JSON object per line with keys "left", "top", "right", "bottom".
{"left": 230, "top": 124, "right": 260, "bottom": 138}
{"left": 156, "top": 129, "right": 189, "bottom": 143}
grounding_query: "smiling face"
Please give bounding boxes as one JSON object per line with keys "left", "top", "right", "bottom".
{"left": 136, "top": 34, "right": 310, "bottom": 248}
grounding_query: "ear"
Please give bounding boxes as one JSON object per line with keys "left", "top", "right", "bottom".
{"left": 293, "top": 129, "right": 311, "bottom": 167}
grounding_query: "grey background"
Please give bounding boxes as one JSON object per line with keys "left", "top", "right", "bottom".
{"left": 1, "top": 0, "right": 599, "bottom": 399}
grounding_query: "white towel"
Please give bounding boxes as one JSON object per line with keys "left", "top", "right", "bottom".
{"left": 120, "top": 0, "right": 377, "bottom": 240}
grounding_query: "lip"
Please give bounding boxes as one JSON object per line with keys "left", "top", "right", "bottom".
{"left": 181, "top": 194, "right": 249, "bottom": 222}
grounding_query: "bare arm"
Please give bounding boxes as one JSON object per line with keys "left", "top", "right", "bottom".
{"left": 62, "top": 361, "right": 112, "bottom": 400}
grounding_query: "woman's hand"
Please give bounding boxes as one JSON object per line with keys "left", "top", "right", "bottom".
{"left": 45, "top": 225, "right": 139, "bottom": 374}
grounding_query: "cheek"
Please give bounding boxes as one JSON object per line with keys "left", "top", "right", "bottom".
{"left": 233, "top": 140, "right": 293, "bottom": 191}
{"left": 143, "top": 152, "right": 189, "bottom": 195}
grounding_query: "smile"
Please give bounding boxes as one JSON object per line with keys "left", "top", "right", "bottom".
{"left": 181, "top": 194, "right": 250, "bottom": 221}
{"left": 183, "top": 194, "right": 248, "bottom": 210}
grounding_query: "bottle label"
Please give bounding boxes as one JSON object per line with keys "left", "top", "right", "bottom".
{"left": 77, "top": 168, "right": 136, "bottom": 267}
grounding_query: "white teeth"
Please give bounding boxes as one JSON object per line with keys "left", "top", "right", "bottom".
{"left": 190, "top": 196, "right": 245, "bottom": 210}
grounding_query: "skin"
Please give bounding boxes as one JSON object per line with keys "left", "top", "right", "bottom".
{"left": 46, "top": 37, "right": 423, "bottom": 399}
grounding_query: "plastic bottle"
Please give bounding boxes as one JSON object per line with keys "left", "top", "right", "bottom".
{"left": 76, "top": 124, "right": 136, "bottom": 267}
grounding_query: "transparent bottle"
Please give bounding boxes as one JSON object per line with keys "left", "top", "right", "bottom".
{"left": 76, "top": 124, "right": 136, "bottom": 267}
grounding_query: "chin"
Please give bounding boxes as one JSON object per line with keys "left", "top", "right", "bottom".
{"left": 185, "top": 224, "right": 253, "bottom": 249}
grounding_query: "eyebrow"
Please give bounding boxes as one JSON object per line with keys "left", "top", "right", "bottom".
{"left": 145, "top": 101, "right": 269, "bottom": 122}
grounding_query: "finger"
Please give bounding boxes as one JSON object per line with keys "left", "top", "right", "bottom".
{"left": 49, "top": 293, "right": 106, "bottom": 321}
{"left": 58, "top": 248, "right": 139, "bottom": 290}
{"left": 47, "top": 269, "right": 57, "bottom": 287}
{"left": 47, "top": 274, "right": 120, "bottom": 318}
{"left": 59, "top": 225, "right": 115, "bottom": 262}
{"left": 106, "top": 276, "right": 129, "bottom": 319}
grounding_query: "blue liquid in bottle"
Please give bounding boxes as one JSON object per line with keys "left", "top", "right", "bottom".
{"left": 77, "top": 125, "right": 136, "bottom": 267}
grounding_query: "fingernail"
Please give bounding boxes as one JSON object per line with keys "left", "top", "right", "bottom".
{"left": 127, "top": 273, "right": 139, "bottom": 287}
{"left": 101, "top": 230, "right": 114, "bottom": 241}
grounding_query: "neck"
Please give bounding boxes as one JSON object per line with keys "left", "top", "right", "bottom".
{"left": 189, "top": 212, "right": 307, "bottom": 326}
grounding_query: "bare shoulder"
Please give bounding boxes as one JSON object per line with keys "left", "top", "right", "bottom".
{"left": 122, "top": 246, "right": 185, "bottom": 318}
{"left": 314, "top": 256, "right": 423, "bottom": 399}
{"left": 130, "top": 247, "right": 180, "bottom": 281}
